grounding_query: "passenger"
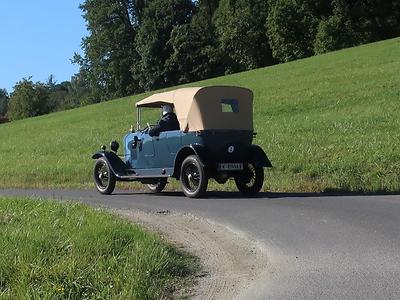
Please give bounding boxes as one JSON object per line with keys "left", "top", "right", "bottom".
{"left": 148, "top": 104, "right": 180, "bottom": 137}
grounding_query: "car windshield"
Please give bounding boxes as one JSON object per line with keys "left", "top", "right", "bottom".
{"left": 138, "top": 107, "right": 159, "bottom": 129}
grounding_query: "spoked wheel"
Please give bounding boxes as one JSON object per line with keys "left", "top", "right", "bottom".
{"left": 146, "top": 178, "right": 167, "bottom": 193}
{"left": 180, "top": 155, "right": 208, "bottom": 198}
{"left": 93, "top": 157, "right": 116, "bottom": 195}
{"left": 234, "top": 163, "right": 264, "bottom": 195}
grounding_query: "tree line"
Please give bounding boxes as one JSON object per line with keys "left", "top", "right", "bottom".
{"left": 1, "top": 0, "right": 399, "bottom": 122}
{"left": 74, "top": 0, "right": 399, "bottom": 101}
{"left": 0, "top": 75, "right": 89, "bottom": 122}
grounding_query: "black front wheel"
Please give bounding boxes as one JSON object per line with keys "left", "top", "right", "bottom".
{"left": 146, "top": 178, "right": 167, "bottom": 193}
{"left": 234, "top": 163, "right": 264, "bottom": 195}
{"left": 93, "top": 158, "right": 116, "bottom": 195}
{"left": 180, "top": 155, "right": 208, "bottom": 198}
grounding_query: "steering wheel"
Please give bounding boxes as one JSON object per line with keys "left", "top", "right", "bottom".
{"left": 140, "top": 122, "right": 154, "bottom": 134}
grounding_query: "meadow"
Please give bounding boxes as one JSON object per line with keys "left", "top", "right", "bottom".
{"left": 0, "top": 38, "right": 399, "bottom": 192}
{"left": 0, "top": 197, "right": 198, "bottom": 299}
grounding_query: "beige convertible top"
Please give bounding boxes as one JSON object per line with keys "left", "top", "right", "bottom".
{"left": 136, "top": 86, "right": 253, "bottom": 132}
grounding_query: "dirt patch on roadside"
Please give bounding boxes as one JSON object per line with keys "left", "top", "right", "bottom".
{"left": 116, "top": 209, "right": 269, "bottom": 299}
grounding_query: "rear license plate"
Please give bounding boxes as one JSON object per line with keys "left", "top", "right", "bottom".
{"left": 218, "top": 163, "right": 243, "bottom": 171}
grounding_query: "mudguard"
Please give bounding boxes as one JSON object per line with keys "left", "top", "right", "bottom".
{"left": 173, "top": 144, "right": 209, "bottom": 177}
{"left": 190, "top": 144, "right": 210, "bottom": 165}
{"left": 248, "top": 145, "right": 272, "bottom": 168}
{"left": 92, "top": 151, "right": 130, "bottom": 177}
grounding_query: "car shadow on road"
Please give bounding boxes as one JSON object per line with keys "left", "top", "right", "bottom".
{"left": 113, "top": 190, "right": 400, "bottom": 199}
{"left": 160, "top": 191, "right": 400, "bottom": 199}
{"left": 203, "top": 191, "right": 400, "bottom": 199}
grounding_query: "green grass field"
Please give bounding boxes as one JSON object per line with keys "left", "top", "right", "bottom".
{"left": 0, "top": 38, "right": 399, "bottom": 192}
{"left": 0, "top": 197, "right": 198, "bottom": 299}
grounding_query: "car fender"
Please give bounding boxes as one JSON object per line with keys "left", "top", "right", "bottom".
{"left": 173, "top": 144, "right": 208, "bottom": 178}
{"left": 248, "top": 145, "right": 272, "bottom": 168}
{"left": 92, "top": 151, "right": 129, "bottom": 176}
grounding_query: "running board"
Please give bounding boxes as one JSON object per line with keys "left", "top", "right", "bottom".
{"left": 114, "top": 167, "right": 174, "bottom": 181}
{"left": 116, "top": 174, "right": 170, "bottom": 180}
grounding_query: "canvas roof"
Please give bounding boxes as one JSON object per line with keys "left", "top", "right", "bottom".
{"left": 136, "top": 86, "right": 253, "bottom": 132}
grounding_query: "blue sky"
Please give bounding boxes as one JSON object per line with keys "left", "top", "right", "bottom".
{"left": 0, "top": 1, "right": 87, "bottom": 93}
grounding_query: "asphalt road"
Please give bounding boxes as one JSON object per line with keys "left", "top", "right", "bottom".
{"left": 2, "top": 188, "right": 400, "bottom": 299}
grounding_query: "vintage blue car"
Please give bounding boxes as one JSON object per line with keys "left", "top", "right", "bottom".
{"left": 92, "top": 86, "right": 272, "bottom": 198}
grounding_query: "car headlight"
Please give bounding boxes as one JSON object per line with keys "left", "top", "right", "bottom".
{"left": 110, "top": 141, "right": 119, "bottom": 152}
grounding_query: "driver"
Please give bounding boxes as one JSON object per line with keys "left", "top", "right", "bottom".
{"left": 148, "top": 104, "right": 180, "bottom": 137}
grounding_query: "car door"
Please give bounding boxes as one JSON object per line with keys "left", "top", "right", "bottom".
{"left": 133, "top": 132, "right": 156, "bottom": 169}
{"left": 153, "top": 130, "right": 181, "bottom": 168}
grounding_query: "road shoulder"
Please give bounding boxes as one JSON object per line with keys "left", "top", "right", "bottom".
{"left": 116, "top": 209, "right": 269, "bottom": 299}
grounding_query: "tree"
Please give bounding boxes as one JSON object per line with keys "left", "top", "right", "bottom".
{"left": 67, "top": 71, "right": 93, "bottom": 107}
{"left": 74, "top": 0, "right": 142, "bottom": 102}
{"left": 48, "top": 80, "right": 74, "bottom": 111}
{"left": 133, "top": 0, "right": 195, "bottom": 91}
{"left": 214, "top": 0, "right": 273, "bottom": 73}
{"left": 166, "top": 0, "right": 222, "bottom": 83}
{"left": 0, "top": 89, "right": 8, "bottom": 117}
{"left": 267, "top": 0, "right": 318, "bottom": 62}
{"left": 8, "top": 79, "right": 50, "bottom": 121}
{"left": 71, "top": 0, "right": 399, "bottom": 103}
{"left": 349, "top": 0, "right": 400, "bottom": 43}
{"left": 314, "top": 0, "right": 358, "bottom": 54}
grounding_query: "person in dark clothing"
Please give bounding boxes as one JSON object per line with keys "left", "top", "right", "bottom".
{"left": 148, "top": 104, "right": 180, "bottom": 137}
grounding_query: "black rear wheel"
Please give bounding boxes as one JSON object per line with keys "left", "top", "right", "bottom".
{"left": 93, "top": 158, "right": 116, "bottom": 195}
{"left": 180, "top": 155, "right": 208, "bottom": 198}
{"left": 234, "top": 163, "right": 264, "bottom": 195}
{"left": 146, "top": 178, "right": 167, "bottom": 193}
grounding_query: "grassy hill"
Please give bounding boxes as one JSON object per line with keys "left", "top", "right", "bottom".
{"left": 0, "top": 38, "right": 399, "bottom": 192}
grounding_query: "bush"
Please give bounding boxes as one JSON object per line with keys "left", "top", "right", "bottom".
{"left": 0, "top": 116, "right": 8, "bottom": 124}
{"left": 8, "top": 79, "right": 51, "bottom": 121}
